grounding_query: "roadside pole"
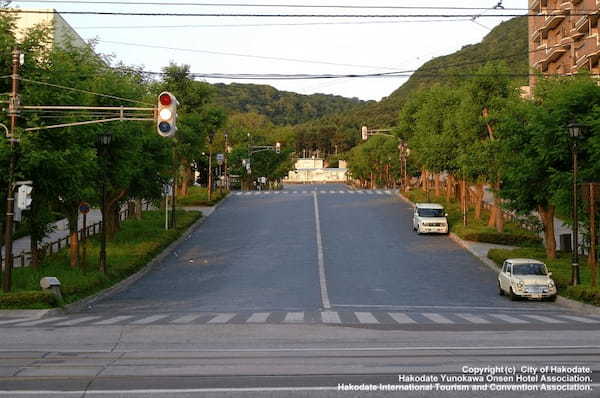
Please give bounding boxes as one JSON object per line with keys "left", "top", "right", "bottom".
{"left": 2, "top": 49, "right": 20, "bottom": 293}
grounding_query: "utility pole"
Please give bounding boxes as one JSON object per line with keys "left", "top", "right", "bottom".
{"left": 2, "top": 49, "right": 20, "bottom": 293}
{"left": 208, "top": 135, "right": 213, "bottom": 201}
{"left": 224, "top": 133, "right": 229, "bottom": 190}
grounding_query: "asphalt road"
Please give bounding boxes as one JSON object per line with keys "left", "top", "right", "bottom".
{"left": 1, "top": 183, "right": 599, "bottom": 397}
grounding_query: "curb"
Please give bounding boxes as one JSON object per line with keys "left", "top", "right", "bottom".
{"left": 397, "top": 192, "right": 600, "bottom": 315}
{"left": 1, "top": 197, "right": 229, "bottom": 318}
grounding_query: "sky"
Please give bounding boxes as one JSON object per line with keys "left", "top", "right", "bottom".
{"left": 9, "top": 0, "right": 528, "bottom": 101}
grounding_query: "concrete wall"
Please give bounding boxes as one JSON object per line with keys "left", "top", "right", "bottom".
{"left": 286, "top": 168, "right": 347, "bottom": 183}
{"left": 12, "top": 8, "right": 87, "bottom": 49}
{"left": 295, "top": 158, "right": 324, "bottom": 169}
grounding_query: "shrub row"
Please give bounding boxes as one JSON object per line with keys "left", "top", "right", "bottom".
{"left": 563, "top": 286, "right": 600, "bottom": 306}
{"left": 462, "top": 232, "right": 542, "bottom": 247}
{"left": 0, "top": 291, "right": 57, "bottom": 308}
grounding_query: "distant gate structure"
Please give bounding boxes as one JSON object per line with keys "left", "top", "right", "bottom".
{"left": 285, "top": 158, "right": 348, "bottom": 184}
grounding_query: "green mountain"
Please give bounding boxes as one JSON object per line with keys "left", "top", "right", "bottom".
{"left": 347, "top": 16, "right": 529, "bottom": 129}
{"left": 211, "top": 82, "right": 369, "bottom": 126}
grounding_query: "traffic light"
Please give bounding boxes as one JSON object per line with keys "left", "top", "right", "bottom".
{"left": 17, "top": 185, "right": 33, "bottom": 210}
{"left": 275, "top": 142, "right": 281, "bottom": 154}
{"left": 157, "top": 91, "right": 178, "bottom": 137}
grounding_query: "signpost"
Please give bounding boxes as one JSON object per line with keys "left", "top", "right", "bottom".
{"left": 79, "top": 202, "right": 90, "bottom": 266}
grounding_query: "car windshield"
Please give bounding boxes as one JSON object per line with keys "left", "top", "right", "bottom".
{"left": 418, "top": 208, "right": 445, "bottom": 218}
{"left": 513, "top": 263, "right": 547, "bottom": 276}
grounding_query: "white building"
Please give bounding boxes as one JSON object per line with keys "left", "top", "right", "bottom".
{"left": 285, "top": 158, "right": 348, "bottom": 183}
{"left": 11, "top": 8, "right": 87, "bottom": 49}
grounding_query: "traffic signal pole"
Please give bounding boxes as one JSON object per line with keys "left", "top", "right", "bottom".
{"left": 3, "top": 49, "right": 20, "bottom": 292}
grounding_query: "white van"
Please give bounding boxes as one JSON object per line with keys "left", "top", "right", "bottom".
{"left": 413, "top": 203, "right": 449, "bottom": 234}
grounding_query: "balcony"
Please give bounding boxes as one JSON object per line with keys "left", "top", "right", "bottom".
{"left": 574, "top": 48, "right": 600, "bottom": 70}
{"left": 536, "top": 45, "right": 569, "bottom": 71}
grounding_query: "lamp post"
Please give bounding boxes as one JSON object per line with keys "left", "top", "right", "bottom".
{"left": 97, "top": 131, "right": 112, "bottom": 274}
{"left": 568, "top": 121, "right": 585, "bottom": 286}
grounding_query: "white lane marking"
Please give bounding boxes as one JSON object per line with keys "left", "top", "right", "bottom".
{"left": 321, "top": 311, "right": 341, "bottom": 324}
{"left": 559, "top": 315, "right": 600, "bottom": 324}
{"left": 14, "top": 317, "right": 68, "bottom": 326}
{"left": 388, "top": 313, "right": 417, "bottom": 324}
{"left": 284, "top": 312, "right": 304, "bottom": 323}
{"left": 170, "top": 314, "right": 203, "bottom": 324}
{"left": 366, "top": 190, "right": 374, "bottom": 194}
{"left": 283, "top": 191, "right": 289, "bottom": 194}
{"left": 313, "top": 191, "right": 331, "bottom": 310}
{"left": 273, "top": 191, "right": 280, "bottom": 194}
{"left": 254, "top": 192, "right": 261, "bottom": 195}
{"left": 244, "top": 192, "right": 252, "bottom": 195}
{"left": 422, "top": 313, "right": 454, "bottom": 324}
{"left": 376, "top": 190, "right": 384, "bottom": 194}
{"left": 130, "top": 315, "right": 170, "bottom": 325}
{"left": 302, "top": 190, "right": 308, "bottom": 194}
{"left": 54, "top": 316, "right": 102, "bottom": 326}
{"left": 354, "top": 312, "right": 379, "bottom": 324}
{"left": 207, "top": 313, "right": 236, "bottom": 324}
{"left": 385, "top": 190, "right": 392, "bottom": 194}
{"left": 347, "top": 191, "right": 356, "bottom": 194}
{"left": 338, "top": 190, "right": 345, "bottom": 194}
{"left": 455, "top": 314, "right": 491, "bottom": 324}
{"left": 523, "top": 314, "right": 566, "bottom": 324}
{"left": 488, "top": 314, "right": 529, "bottom": 324}
{"left": 246, "top": 313, "right": 270, "bottom": 323}
{"left": 0, "top": 318, "right": 37, "bottom": 325}
{"left": 356, "top": 191, "right": 364, "bottom": 194}
{"left": 93, "top": 316, "right": 134, "bottom": 325}
{"left": 234, "top": 192, "right": 242, "bottom": 196}
{"left": 332, "top": 303, "right": 547, "bottom": 311}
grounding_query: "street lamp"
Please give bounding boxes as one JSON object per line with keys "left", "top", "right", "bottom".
{"left": 568, "top": 121, "right": 585, "bottom": 286}
{"left": 97, "top": 131, "right": 112, "bottom": 274}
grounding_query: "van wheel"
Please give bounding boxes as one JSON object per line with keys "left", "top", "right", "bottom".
{"left": 498, "top": 282, "right": 504, "bottom": 296}
{"left": 509, "top": 287, "right": 518, "bottom": 301}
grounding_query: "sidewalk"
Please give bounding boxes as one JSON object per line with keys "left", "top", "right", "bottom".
{"left": 1, "top": 209, "right": 102, "bottom": 266}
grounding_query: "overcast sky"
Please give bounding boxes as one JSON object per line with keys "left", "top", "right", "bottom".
{"left": 10, "top": 0, "right": 527, "bottom": 101}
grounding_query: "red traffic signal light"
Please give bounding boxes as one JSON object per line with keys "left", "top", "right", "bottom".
{"left": 157, "top": 91, "right": 178, "bottom": 137}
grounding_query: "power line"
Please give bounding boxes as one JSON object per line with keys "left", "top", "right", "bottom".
{"left": 0, "top": 9, "right": 562, "bottom": 18}
{"left": 19, "top": 78, "right": 153, "bottom": 105}
{"left": 75, "top": 18, "right": 475, "bottom": 29}
{"left": 97, "top": 39, "right": 407, "bottom": 70}
{"left": 10, "top": 1, "right": 533, "bottom": 11}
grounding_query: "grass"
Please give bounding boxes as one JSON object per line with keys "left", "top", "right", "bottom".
{"left": 404, "top": 189, "right": 542, "bottom": 247}
{"left": 488, "top": 247, "right": 600, "bottom": 306}
{"left": 0, "top": 210, "right": 201, "bottom": 309}
{"left": 176, "top": 186, "right": 229, "bottom": 207}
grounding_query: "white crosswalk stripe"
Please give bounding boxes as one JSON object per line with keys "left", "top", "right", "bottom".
{"left": 246, "top": 312, "right": 270, "bottom": 323}
{"left": 558, "top": 315, "right": 600, "bottom": 324}
{"left": 93, "top": 316, "right": 134, "bottom": 325}
{"left": 522, "top": 314, "right": 566, "bottom": 324}
{"left": 355, "top": 312, "right": 379, "bottom": 324}
{"left": 131, "top": 314, "right": 170, "bottom": 325}
{"left": 422, "top": 313, "right": 454, "bottom": 324}
{"left": 207, "top": 313, "right": 237, "bottom": 324}
{"left": 0, "top": 318, "right": 36, "bottom": 325}
{"left": 388, "top": 313, "right": 416, "bottom": 324}
{"left": 366, "top": 190, "right": 374, "bottom": 194}
{"left": 15, "top": 317, "right": 68, "bottom": 326}
{"left": 321, "top": 311, "right": 341, "bottom": 324}
{"left": 455, "top": 314, "right": 491, "bottom": 324}
{"left": 284, "top": 312, "right": 305, "bottom": 323}
{"left": 488, "top": 314, "right": 529, "bottom": 324}
{"left": 170, "top": 314, "right": 204, "bottom": 324}
{"left": 54, "top": 316, "right": 102, "bottom": 326}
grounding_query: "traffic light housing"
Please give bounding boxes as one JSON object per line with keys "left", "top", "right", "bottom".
{"left": 275, "top": 142, "right": 281, "bottom": 154}
{"left": 17, "top": 185, "right": 33, "bottom": 210}
{"left": 157, "top": 91, "right": 178, "bottom": 137}
{"left": 361, "top": 126, "right": 368, "bottom": 141}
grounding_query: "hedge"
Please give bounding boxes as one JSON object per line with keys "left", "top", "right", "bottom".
{"left": 0, "top": 291, "right": 57, "bottom": 308}
{"left": 462, "top": 232, "right": 543, "bottom": 247}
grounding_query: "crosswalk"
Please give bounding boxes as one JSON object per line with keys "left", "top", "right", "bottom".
{"left": 233, "top": 189, "right": 399, "bottom": 197}
{"left": 1, "top": 310, "right": 598, "bottom": 328}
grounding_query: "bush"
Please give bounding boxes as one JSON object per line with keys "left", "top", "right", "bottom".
{"left": 563, "top": 286, "right": 600, "bottom": 306}
{"left": 461, "top": 232, "right": 542, "bottom": 247}
{"left": 177, "top": 186, "right": 228, "bottom": 206}
{"left": 0, "top": 291, "right": 57, "bottom": 308}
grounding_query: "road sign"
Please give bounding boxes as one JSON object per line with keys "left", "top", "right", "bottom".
{"left": 79, "top": 202, "right": 91, "bottom": 214}
{"left": 17, "top": 185, "right": 33, "bottom": 210}
{"left": 260, "top": 177, "right": 267, "bottom": 184}
{"left": 217, "top": 153, "right": 224, "bottom": 165}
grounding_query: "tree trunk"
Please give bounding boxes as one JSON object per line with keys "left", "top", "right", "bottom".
{"left": 446, "top": 174, "right": 453, "bottom": 202}
{"left": 434, "top": 174, "right": 440, "bottom": 197}
{"left": 588, "top": 184, "right": 597, "bottom": 286}
{"left": 494, "top": 180, "right": 504, "bottom": 233}
{"left": 177, "top": 163, "right": 192, "bottom": 197}
{"left": 134, "top": 198, "right": 143, "bottom": 220}
{"left": 538, "top": 204, "right": 557, "bottom": 259}
{"left": 105, "top": 203, "right": 121, "bottom": 241}
{"left": 474, "top": 183, "right": 485, "bottom": 220}
{"left": 67, "top": 210, "right": 79, "bottom": 269}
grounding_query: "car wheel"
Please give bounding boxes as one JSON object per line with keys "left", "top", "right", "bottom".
{"left": 546, "top": 295, "right": 557, "bottom": 302}
{"left": 498, "top": 282, "right": 504, "bottom": 296}
{"left": 509, "top": 287, "right": 518, "bottom": 301}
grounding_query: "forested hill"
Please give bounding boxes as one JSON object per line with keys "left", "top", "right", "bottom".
{"left": 343, "top": 16, "right": 529, "bottom": 129}
{"left": 211, "top": 83, "right": 369, "bottom": 126}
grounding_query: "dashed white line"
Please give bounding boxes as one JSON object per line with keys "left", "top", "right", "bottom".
{"left": 93, "top": 316, "right": 134, "bottom": 325}
{"left": 488, "top": 314, "right": 529, "bottom": 324}
{"left": 455, "top": 313, "right": 491, "bottom": 324}
{"left": 170, "top": 314, "right": 204, "bottom": 324}
{"left": 207, "top": 313, "right": 237, "bottom": 324}
{"left": 54, "top": 316, "right": 102, "bottom": 326}
{"left": 14, "top": 317, "right": 68, "bottom": 326}
{"left": 246, "top": 313, "right": 270, "bottom": 323}
{"left": 355, "top": 312, "right": 379, "bottom": 324}
{"left": 422, "top": 313, "right": 454, "bottom": 324}
{"left": 559, "top": 315, "right": 600, "bottom": 324}
{"left": 131, "top": 315, "right": 170, "bottom": 325}
{"left": 523, "top": 314, "right": 566, "bottom": 324}
{"left": 321, "top": 311, "right": 341, "bottom": 324}
{"left": 284, "top": 312, "right": 305, "bottom": 323}
{"left": 388, "top": 313, "right": 416, "bottom": 324}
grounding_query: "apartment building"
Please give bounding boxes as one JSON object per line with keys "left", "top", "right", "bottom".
{"left": 529, "top": 0, "right": 600, "bottom": 88}
{"left": 11, "top": 8, "right": 87, "bottom": 49}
